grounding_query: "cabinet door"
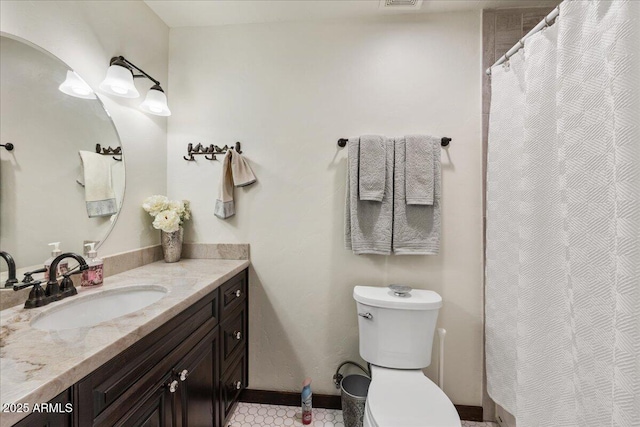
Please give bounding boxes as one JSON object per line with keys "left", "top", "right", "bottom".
{"left": 112, "top": 374, "right": 175, "bottom": 427}
{"left": 175, "top": 327, "right": 220, "bottom": 427}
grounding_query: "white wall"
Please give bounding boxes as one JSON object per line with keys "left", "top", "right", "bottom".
{"left": 168, "top": 12, "right": 483, "bottom": 405}
{"left": 0, "top": 0, "right": 169, "bottom": 257}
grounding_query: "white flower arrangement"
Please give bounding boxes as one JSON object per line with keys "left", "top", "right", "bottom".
{"left": 143, "top": 195, "right": 191, "bottom": 233}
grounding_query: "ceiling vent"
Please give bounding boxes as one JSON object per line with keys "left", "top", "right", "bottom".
{"left": 379, "top": 0, "right": 424, "bottom": 10}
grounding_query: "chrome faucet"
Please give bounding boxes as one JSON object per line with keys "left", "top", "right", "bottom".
{"left": 13, "top": 252, "right": 88, "bottom": 309}
{"left": 0, "top": 251, "right": 18, "bottom": 288}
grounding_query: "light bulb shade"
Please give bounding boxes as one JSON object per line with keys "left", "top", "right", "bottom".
{"left": 99, "top": 64, "right": 139, "bottom": 98}
{"left": 139, "top": 86, "right": 171, "bottom": 116}
{"left": 58, "top": 70, "right": 96, "bottom": 99}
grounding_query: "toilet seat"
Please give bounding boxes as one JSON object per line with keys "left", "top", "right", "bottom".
{"left": 364, "top": 366, "right": 461, "bottom": 427}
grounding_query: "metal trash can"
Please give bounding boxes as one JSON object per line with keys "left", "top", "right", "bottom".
{"left": 340, "top": 374, "right": 371, "bottom": 427}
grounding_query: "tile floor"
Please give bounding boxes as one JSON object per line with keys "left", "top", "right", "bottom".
{"left": 228, "top": 402, "right": 499, "bottom": 427}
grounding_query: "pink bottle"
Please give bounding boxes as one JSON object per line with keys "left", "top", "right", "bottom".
{"left": 81, "top": 243, "right": 103, "bottom": 287}
{"left": 301, "top": 378, "right": 312, "bottom": 425}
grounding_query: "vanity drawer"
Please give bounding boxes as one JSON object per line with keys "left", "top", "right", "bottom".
{"left": 219, "top": 270, "right": 247, "bottom": 319}
{"left": 220, "top": 349, "right": 247, "bottom": 425}
{"left": 220, "top": 303, "right": 247, "bottom": 372}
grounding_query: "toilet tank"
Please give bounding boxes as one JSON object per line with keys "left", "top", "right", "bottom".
{"left": 353, "top": 286, "right": 442, "bottom": 369}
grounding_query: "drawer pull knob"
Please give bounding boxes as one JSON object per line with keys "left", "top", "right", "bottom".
{"left": 169, "top": 380, "right": 179, "bottom": 393}
{"left": 235, "top": 381, "right": 242, "bottom": 390}
{"left": 234, "top": 331, "right": 242, "bottom": 340}
{"left": 179, "top": 369, "right": 189, "bottom": 381}
{"left": 235, "top": 289, "right": 242, "bottom": 298}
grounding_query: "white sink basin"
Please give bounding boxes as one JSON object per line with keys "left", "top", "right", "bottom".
{"left": 31, "top": 285, "right": 168, "bottom": 331}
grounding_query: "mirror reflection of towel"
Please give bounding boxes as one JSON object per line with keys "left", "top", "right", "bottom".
{"left": 78, "top": 150, "right": 117, "bottom": 218}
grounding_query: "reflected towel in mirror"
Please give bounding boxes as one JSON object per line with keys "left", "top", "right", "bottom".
{"left": 78, "top": 150, "right": 117, "bottom": 218}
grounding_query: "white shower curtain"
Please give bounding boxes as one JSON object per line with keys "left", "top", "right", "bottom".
{"left": 486, "top": 1, "right": 640, "bottom": 426}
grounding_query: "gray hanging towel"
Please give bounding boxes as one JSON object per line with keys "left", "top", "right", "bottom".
{"left": 345, "top": 137, "right": 394, "bottom": 255}
{"left": 405, "top": 134, "right": 435, "bottom": 205}
{"left": 392, "top": 136, "right": 441, "bottom": 254}
{"left": 358, "top": 135, "right": 386, "bottom": 202}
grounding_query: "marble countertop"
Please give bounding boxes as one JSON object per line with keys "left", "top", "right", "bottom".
{"left": 0, "top": 258, "right": 249, "bottom": 427}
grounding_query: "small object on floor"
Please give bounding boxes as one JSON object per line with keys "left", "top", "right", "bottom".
{"left": 301, "top": 378, "right": 312, "bottom": 425}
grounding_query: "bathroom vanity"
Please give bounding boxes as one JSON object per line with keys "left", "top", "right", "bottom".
{"left": 0, "top": 259, "right": 249, "bottom": 427}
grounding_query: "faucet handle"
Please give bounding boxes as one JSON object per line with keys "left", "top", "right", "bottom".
{"left": 59, "top": 276, "right": 78, "bottom": 298}
{"left": 23, "top": 282, "right": 49, "bottom": 309}
{"left": 14, "top": 280, "right": 52, "bottom": 309}
{"left": 22, "top": 267, "right": 47, "bottom": 284}
{"left": 13, "top": 280, "right": 43, "bottom": 291}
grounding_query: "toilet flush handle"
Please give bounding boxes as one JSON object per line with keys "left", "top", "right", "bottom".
{"left": 358, "top": 312, "right": 373, "bottom": 320}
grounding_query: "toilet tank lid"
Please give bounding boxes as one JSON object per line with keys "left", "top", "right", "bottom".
{"left": 353, "top": 286, "right": 442, "bottom": 310}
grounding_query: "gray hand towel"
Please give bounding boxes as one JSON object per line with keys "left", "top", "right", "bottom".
{"left": 392, "top": 136, "right": 441, "bottom": 255}
{"left": 358, "top": 135, "right": 386, "bottom": 202}
{"left": 405, "top": 134, "right": 434, "bottom": 205}
{"left": 345, "top": 137, "right": 394, "bottom": 255}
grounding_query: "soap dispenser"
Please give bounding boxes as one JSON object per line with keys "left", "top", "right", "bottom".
{"left": 81, "top": 243, "right": 103, "bottom": 287}
{"left": 44, "top": 242, "right": 69, "bottom": 280}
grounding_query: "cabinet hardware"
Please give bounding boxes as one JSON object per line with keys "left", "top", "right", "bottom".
{"left": 235, "top": 381, "right": 242, "bottom": 390}
{"left": 179, "top": 369, "right": 189, "bottom": 381}
{"left": 233, "top": 331, "right": 242, "bottom": 340}
{"left": 235, "top": 289, "right": 241, "bottom": 298}
{"left": 168, "top": 380, "right": 179, "bottom": 393}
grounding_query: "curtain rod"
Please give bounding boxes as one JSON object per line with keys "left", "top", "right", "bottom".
{"left": 486, "top": 4, "right": 560, "bottom": 76}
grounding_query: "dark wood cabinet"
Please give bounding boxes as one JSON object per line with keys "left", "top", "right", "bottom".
{"left": 12, "top": 390, "right": 73, "bottom": 427}
{"left": 174, "top": 327, "right": 219, "bottom": 427}
{"left": 111, "top": 373, "right": 174, "bottom": 427}
{"left": 12, "top": 268, "right": 248, "bottom": 427}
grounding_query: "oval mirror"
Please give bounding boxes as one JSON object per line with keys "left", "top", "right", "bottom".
{"left": 0, "top": 34, "right": 125, "bottom": 280}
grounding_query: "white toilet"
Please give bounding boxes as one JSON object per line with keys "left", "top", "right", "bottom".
{"left": 354, "top": 285, "right": 461, "bottom": 427}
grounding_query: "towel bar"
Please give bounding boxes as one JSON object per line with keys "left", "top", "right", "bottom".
{"left": 337, "top": 137, "right": 451, "bottom": 148}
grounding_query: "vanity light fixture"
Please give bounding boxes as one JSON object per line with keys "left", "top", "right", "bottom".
{"left": 58, "top": 70, "right": 97, "bottom": 99}
{"left": 139, "top": 84, "right": 171, "bottom": 116}
{"left": 99, "top": 56, "right": 171, "bottom": 116}
{"left": 99, "top": 57, "right": 140, "bottom": 98}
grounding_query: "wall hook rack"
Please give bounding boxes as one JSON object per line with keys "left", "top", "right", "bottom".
{"left": 183, "top": 141, "right": 242, "bottom": 161}
{"left": 95, "top": 143, "right": 122, "bottom": 161}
